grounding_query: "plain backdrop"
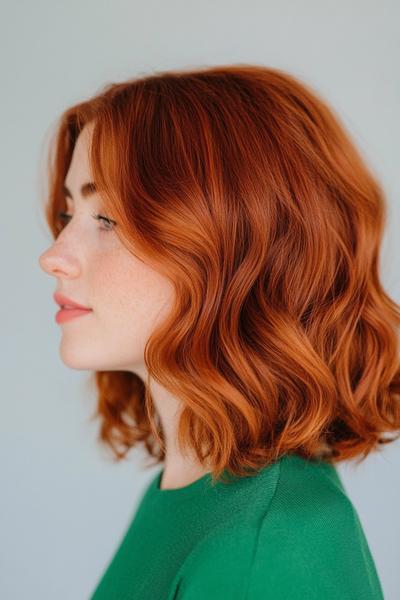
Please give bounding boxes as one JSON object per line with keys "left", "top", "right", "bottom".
{"left": 1, "top": 1, "right": 399, "bottom": 598}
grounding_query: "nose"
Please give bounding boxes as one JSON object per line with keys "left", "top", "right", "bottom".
{"left": 38, "top": 244, "right": 81, "bottom": 279}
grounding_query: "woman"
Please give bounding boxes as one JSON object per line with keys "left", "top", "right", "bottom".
{"left": 38, "top": 64, "right": 399, "bottom": 599}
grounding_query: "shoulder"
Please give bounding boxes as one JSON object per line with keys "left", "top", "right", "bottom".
{"left": 248, "top": 455, "right": 384, "bottom": 598}
{"left": 174, "top": 455, "right": 384, "bottom": 600}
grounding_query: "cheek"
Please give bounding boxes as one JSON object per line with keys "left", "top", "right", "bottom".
{"left": 90, "top": 251, "right": 175, "bottom": 335}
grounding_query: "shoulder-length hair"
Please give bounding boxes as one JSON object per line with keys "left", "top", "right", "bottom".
{"left": 41, "top": 64, "right": 400, "bottom": 484}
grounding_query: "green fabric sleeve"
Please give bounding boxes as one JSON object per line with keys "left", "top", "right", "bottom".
{"left": 175, "top": 493, "right": 384, "bottom": 600}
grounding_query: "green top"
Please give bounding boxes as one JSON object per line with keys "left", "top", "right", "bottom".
{"left": 89, "top": 453, "right": 384, "bottom": 599}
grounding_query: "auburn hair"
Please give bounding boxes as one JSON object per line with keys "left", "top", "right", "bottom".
{"left": 40, "top": 64, "right": 400, "bottom": 485}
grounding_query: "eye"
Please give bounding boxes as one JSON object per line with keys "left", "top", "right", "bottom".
{"left": 56, "top": 211, "right": 117, "bottom": 233}
{"left": 56, "top": 211, "right": 71, "bottom": 231}
{"left": 91, "top": 212, "right": 117, "bottom": 232}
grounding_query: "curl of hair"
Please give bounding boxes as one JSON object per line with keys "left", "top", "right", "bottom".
{"left": 41, "top": 63, "right": 400, "bottom": 486}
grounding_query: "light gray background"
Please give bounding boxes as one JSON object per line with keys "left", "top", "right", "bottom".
{"left": 1, "top": 1, "right": 399, "bottom": 598}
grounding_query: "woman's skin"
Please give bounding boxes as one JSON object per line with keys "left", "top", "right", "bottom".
{"left": 38, "top": 122, "right": 211, "bottom": 489}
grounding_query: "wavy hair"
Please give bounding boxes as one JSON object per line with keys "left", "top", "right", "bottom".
{"left": 40, "top": 64, "right": 400, "bottom": 484}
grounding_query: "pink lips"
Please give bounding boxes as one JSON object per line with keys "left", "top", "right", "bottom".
{"left": 53, "top": 292, "right": 93, "bottom": 324}
{"left": 53, "top": 292, "right": 92, "bottom": 310}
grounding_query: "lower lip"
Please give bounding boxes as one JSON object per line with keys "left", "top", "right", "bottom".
{"left": 55, "top": 308, "right": 93, "bottom": 324}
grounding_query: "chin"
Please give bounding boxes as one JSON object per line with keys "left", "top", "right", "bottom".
{"left": 59, "top": 353, "right": 94, "bottom": 371}
{"left": 58, "top": 335, "right": 145, "bottom": 373}
{"left": 59, "top": 343, "right": 101, "bottom": 371}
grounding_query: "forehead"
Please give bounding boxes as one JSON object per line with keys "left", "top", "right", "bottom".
{"left": 63, "top": 123, "right": 95, "bottom": 198}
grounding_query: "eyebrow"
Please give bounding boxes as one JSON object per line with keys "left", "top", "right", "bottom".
{"left": 62, "top": 182, "right": 97, "bottom": 200}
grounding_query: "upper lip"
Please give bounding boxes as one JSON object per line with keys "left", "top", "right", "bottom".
{"left": 53, "top": 292, "right": 92, "bottom": 310}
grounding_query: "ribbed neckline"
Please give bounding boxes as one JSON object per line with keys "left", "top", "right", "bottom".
{"left": 148, "top": 460, "right": 281, "bottom": 501}
{"left": 146, "top": 455, "right": 338, "bottom": 503}
{"left": 150, "top": 468, "right": 217, "bottom": 500}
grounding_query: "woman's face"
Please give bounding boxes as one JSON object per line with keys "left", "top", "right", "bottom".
{"left": 38, "top": 122, "right": 175, "bottom": 376}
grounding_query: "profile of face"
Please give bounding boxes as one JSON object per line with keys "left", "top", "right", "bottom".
{"left": 38, "top": 122, "right": 176, "bottom": 378}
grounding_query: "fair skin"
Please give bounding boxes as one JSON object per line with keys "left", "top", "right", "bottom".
{"left": 38, "top": 122, "right": 211, "bottom": 490}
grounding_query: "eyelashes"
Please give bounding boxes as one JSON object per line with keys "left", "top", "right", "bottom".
{"left": 57, "top": 211, "right": 117, "bottom": 233}
{"left": 91, "top": 213, "right": 117, "bottom": 232}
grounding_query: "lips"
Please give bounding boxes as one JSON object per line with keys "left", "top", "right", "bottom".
{"left": 53, "top": 292, "right": 92, "bottom": 310}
